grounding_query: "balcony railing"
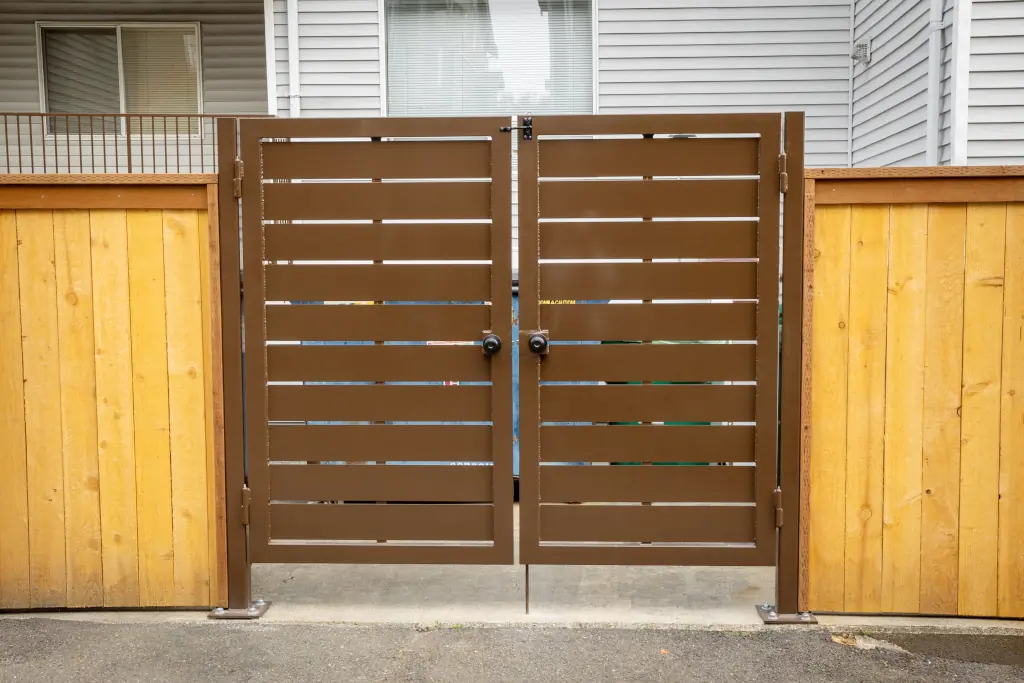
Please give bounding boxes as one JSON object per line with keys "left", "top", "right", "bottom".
{"left": 0, "top": 113, "right": 226, "bottom": 174}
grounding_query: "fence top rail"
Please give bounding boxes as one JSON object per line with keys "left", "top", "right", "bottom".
{"left": 806, "top": 166, "right": 1024, "bottom": 180}
{"left": 0, "top": 173, "right": 217, "bottom": 185}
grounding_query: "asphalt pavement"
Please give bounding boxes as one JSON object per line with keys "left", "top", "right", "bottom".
{"left": 1, "top": 619, "right": 1022, "bottom": 682}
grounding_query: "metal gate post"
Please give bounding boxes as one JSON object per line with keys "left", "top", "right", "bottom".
{"left": 209, "top": 117, "right": 267, "bottom": 619}
{"left": 759, "top": 111, "right": 814, "bottom": 625}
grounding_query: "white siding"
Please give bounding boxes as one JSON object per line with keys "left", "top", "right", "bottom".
{"left": 938, "top": 0, "right": 954, "bottom": 164}
{"left": 851, "top": 0, "right": 931, "bottom": 166}
{"left": 967, "top": 0, "right": 1024, "bottom": 164}
{"left": 273, "top": 0, "right": 383, "bottom": 117}
{"left": 596, "top": 0, "right": 852, "bottom": 167}
{"left": 0, "top": 0, "right": 268, "bottom": 114}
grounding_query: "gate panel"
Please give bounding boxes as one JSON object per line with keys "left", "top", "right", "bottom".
{"left": 519, "top": 113, "right": 783, "bottom": 566}
{"left": 238, "top": 117, "right": 513, "bottom": 564}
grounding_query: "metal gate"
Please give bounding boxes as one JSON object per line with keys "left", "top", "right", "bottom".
{"left": 217, "top": 113, "right": 805, "bottom": 616}
{"left": 515, "top": 114, "right": 803, "bottom": 570}
{"left": 222, "top": 117, "right": 514, "bottom": 569}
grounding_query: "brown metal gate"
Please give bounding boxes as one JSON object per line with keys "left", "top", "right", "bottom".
{"left": 516, "top": 113, "right": 803, "bottom": 571}
{"left": 225, "top": 117, "right": 514, "bottom": 566}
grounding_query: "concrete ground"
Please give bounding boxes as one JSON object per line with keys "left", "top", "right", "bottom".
{"left": 1, "top": 618, "right": 1023, "bottom": 682}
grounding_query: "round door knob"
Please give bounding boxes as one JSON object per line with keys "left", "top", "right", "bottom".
{"left": 482, "top": 333, "right": 502, "bottom": 355}
{"left": 528, "top": 332, "right": 549, "bottom": 355}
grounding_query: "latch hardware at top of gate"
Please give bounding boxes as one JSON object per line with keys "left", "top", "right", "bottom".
{"left": 500, "top": 117, "right": 533, "bottom": 141}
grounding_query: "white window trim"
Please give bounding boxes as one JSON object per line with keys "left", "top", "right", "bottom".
{"left": 35, "top": 21, "right": 205, "bottom": 137}
{"left": 378, "top": 0, "right": 597, "bottom": 117}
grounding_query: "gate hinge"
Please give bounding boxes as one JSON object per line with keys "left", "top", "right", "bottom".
{"left": 500, "top": 116, "right": 533, "bottom": 141}
{"left": 241, "top": 485, "right": 251, "bottom": 526}
{"left": 774, "top": 487, "right": 783, "bottom": 528}
{"left": 233, "top": 158, "right": 244, "bottom": 198}
{"left": 778, "top": 153, "right": 789, "bottom": 193}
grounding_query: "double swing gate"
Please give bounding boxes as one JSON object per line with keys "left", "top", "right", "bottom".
{"left": 216, "top": 113, "right": 806, "bottom": 617}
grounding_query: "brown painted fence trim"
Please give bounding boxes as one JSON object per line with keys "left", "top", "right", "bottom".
{"left": 0, "top": 184, "right": 208, "bottom": 209}
{"left": 815, "top": 177, "right": 1024, "bottom": 205}
{"left": 0, "top": 173, "right": 217, "bottom": 184}
{"left": 805, "top": 166, "right": 1024, "bottom": 179}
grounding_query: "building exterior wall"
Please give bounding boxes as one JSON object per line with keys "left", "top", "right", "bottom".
{"left": 851, "top": 0, "right": 932, "bottom": 166}
{"left": 0, "top": 1, "right": 269, "bottom": 115}
{"left": 967, "top": 0, "right": 1024, "bottom": 164}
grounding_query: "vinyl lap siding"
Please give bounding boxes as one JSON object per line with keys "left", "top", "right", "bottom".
{"left": 851, "top": 0, "right": 930, "bottom": 166}
{"left": 0, "top": 0, "right": 268, "bottom": 115}
{"left": 597, "top": 0, "right": 852, "bottom": 167}
{"left": 273, "top": 0, "right": 383, "bottom": 117}
{"left": 967, "top": 0, "right": 1024, "bottom": 164}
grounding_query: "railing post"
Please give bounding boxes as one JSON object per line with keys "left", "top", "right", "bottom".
{"left": 126, "top": 114, "right": 133, "bottom": 173}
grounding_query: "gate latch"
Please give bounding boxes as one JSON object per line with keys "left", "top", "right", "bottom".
{"left": 500, "top": 117, "right": 533, "bottom": 141}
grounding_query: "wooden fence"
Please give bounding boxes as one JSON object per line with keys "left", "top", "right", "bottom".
{"left": 0, "top": 175, "right": 226, "bottom": 609}
{"left": 801, "top": 167, "right": 1024, "bottom": 618}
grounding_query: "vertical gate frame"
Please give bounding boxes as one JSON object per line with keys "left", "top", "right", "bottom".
{"left": 760, "top": 111, "right": 815, "bottom": 625}
{"left": 210, "top": 116, "right": 269, "bottom": 619}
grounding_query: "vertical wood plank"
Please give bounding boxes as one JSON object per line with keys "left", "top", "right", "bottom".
{"left": 919, "top": 204, "right": 967, "bottom": 615}
{"left": 53, "top": 210, "right": 103, "bottom": 608}
{"left": 998, "top": 202, "right": 1024, "bottom": 618}
{"left": 798, "top": 178, "right": 816, "bottom": 612}
{"left": 201, "top": 187, "right": 228, "bottom": 607}
{"left": 958, "top": 203, "right": 1006, "bottom": 616}
{"left": 164, "top": 209, "right": 211, "bottom": 606}
{"left": 17, "top": 210, "right": 67, "bottom": 608}
{"left": 881, "top": 204, "right": 928, "bottom": 613}
{"left": 0, "top": 210, "right": 31, "bottom": 609}
{"left": 126, "top": 209, "right": 174, "bottom": 607}
{"left": 808, "top": 204, "right": 851, "bottom": 611}
{"left": 91, "top": 209, "right": 141, "bottom": 607}
{"left": 843, "top": 205, "right": 888, "bottom": 613}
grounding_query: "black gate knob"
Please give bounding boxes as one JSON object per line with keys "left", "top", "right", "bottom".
{"left": 528, "top": 332, "right": 549, "bottom": 355}
{"left": 482, "top": 333, "right": 502, "bottom": 355}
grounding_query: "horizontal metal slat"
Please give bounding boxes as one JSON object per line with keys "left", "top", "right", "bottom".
{"left": 531, "top": 113, "right": 780, "bottom": 137}
{"left": 540, "top": 262, "right": 757, "bottom": 301}
{"left": 539, "top": 504, "right": 756, "bottom": 543}
{"left": 268, "top": 344, "right": 491, "bottom": 382}
{"left": 538, "top": 179, "right": 758, "bottom": 219}
{"left": 270, "top": 465, "right": 493, "bottom": 502}
{"left": 540, "top": 343, "right": 755, "bottom": 382}
{"left": 540, "top": 425, "right": 755, "bottom": 463}
{"left": 540, "top": 221, "right": 758, "bottom": 259}
{"left": 539, "top": 465, "right": 754, "bottom": 503}
{"left": 539, "top": 384, "right": 756, "bottom": 423}
{"left": 264, "top": 223, "right": 491, "bottom": 261}
{"left": 266, "top": 304, "right": 491, "bottom": 342}
{"left": 261, "top": 140, "right": 492, "bottom": 179}
{"left": 265, "top": 264, "right": 491, "bottom": 302}
{"left": 263, "top": 181, "right": 491, "bottom": 220}
{"left": 243, "top": 116, "right": 506, "bottom": 139}
{"left": 269, "top": 425, "right": 493, "bottom": 462}
{"left": 542, "top": 303, "right": 757, "bottom": 341}
{"left": 268, "top": 385, "right": 491, "bottom": 422}
{"left": 539, "top": 138, "right": 758, "bottom": 178}
{"left": 269, "top": 503, "right": 493, "bottom": 542}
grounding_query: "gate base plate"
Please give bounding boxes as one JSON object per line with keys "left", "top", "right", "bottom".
{"left": 756, "top": 604, "right": 817, "bottom": 625}
{"left": 207, "top": 600, "right": 271, "bottom": 620}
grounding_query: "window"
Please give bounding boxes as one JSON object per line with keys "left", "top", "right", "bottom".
{"left": 39, "top": 24, "right": 201, "bottom": 134}
{"left": 385, "top": 0, "right": 592, "bottom": 116}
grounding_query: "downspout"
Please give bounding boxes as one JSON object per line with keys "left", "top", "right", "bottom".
{"left": 287, "top": 0, "right": 301, "bottom": 117}
{"left": 264, "top": 0, "right": 277, "bottom": 115}
{"left": 847, "top": 0, "right": 855, "bottom": 167}
{"left": 925, "top": 0, "right": 944, "bottom": 164}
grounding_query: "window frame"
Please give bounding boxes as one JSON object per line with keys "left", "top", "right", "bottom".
{"left": 35, "top": 21, "right": 205, "bottom": 137}
{"left": 377, "top": 0, "right": 597, "bottom": 117}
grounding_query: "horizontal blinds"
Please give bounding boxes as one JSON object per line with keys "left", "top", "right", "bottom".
{"left": 122, "top": 27, "right": 201, "bottom": 133}
{"left": 43, "top": 29, "right": 120, "bottom": 133}
{"left": 386, "top": 0, "right": 592, "bottom": 117}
